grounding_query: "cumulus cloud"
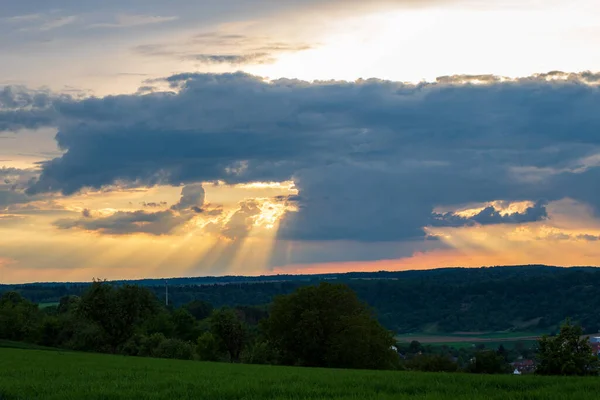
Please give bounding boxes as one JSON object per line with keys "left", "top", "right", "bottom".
{"left": 54, "top": 183, "right": 206, "bottom": 235}
{"left": 220, "top": 199, "right": 261, "bottom": 239}
{"left": 430, "top": 201, "right": 548, "bottom": 227}
{"left": 171, "top": 183, "right": 205, "bottom": 212}
{"left": 54, "top": 209, "right": 189, "bottom": 235}
{"left": 4, "top": 71, "right": 600, "bottom": 241}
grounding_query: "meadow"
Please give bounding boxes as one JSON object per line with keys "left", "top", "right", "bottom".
{"left": 2, "top": 348, "right": 600, "bottom": 400}
{"left": 395, "top": 331, "right": 542, "bottom": 349}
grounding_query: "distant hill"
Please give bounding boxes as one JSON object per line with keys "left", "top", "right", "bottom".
{"left": 2, "top": 264, "right": 600, "bottom": 333}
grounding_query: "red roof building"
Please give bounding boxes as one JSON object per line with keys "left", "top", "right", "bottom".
{"left": 511, "top": 359, "right": 535, "bottom": 374}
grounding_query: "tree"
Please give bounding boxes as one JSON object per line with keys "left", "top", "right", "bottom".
{"left": 466, "top": 350, "right": 510, "bottom": 374}
{"left": 405, "top": 354, "right": 459, "bottom": 372}
{"left": 57, "top": 295, "right": 80, "bottom": 314}
{"left": 210, "top": 308, "right": 246, "bottom": 362}
{"left": 496, "top": 344, "right": 508, "bottom": 361}
{"left": 240, "top": 340, "right": 278, "bottom": 365}
{"left": 172, "top": 308, "right": 198, "bottom": 341}
{"left": 77, "top": 281, "right": 160, "bottom": 352}
{"left": 536, "top": 319, "right": 599, "bottom": 376}
{"left": 263, "top": 282, "right": 397, "bottom": 370}
{"left": 408, "top": 340, "right": 423, "bottom": 354}
{"left": 0, "top": 292, "right": 40, "bottom": 341}
{"left": 197, "top": 332, "right": 221, "bottom": 361}
{"left": 184, "top": 300, "right": 213, "bottom": 321}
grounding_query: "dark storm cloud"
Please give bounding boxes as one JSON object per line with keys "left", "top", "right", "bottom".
{"left": 430, "top": 201, "right": 548, "bottom": 227}
{"left": 0, "top": 86, "right": 58, "bottom": 131}
{"left": 0, "top": 167, "right": 43, "bottom": 211}
{"left": 3, "top": 71, "right": 600, "bottom": 241}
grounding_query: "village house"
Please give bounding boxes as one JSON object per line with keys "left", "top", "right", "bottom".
{"left": 511, "top": 359, "right": 535, "bottom": 374}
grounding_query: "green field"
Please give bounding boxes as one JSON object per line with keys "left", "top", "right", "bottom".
{"left": 0, "top": 340, "right": 63, "bottom": 352}
{"left": 395, "top": 331, "right": 543, "bottom": 349}
{"left": 2, "top": 348, "right": 600, "bottom": 399}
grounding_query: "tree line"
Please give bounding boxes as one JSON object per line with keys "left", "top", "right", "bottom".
{"left": 5, "top": 266, "right": 600, "bottom": 333}
{"left": 1, "top": 280, "right": 598, "bottom": 375}
{"left": 0, "top": 282, "right": 398, "bottom": 369}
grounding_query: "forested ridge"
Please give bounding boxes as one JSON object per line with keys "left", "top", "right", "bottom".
{"left": 2, "top": 265, "right": 600, "bottom": 333}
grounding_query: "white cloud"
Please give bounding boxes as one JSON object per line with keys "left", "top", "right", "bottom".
{"left": 16, "top": 15, "right": 78, "bottom": 32}
{"left": 89, "top": 14, "right": 178, "bottom": 29}
{"left": 5, "top": 14, "right": 42, "bottom": 23}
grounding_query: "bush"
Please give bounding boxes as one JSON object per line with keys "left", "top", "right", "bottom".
{"left": 197, "top": 332, "right": 221, "bottom": 362}
{"left": 240, "top": 341, "right": 279, "bottom": 365}
{"left": 66, "top": 322, "right": 110, "bottom": 353}
{"left": 405, "top": 354, "right": 459, "bottom": 372}
{"left": 465, "top": 351, "right": 510, "bottom": 374}
{"left": 155, "top": 338, "right": 195, "bottom": 360}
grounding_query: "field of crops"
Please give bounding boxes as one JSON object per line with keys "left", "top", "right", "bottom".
{"left": 1, "top": 347, "right": 600, "bottom": 400}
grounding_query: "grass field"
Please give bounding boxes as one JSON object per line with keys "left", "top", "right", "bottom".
{"left": 0, "top": 340, "right": 62, "bottom": 351}
{"left": 2, "top": 348, "right": 600, "bottom": 399}
{"left": 395, "top": 331, "right": 543, "bottom": 349}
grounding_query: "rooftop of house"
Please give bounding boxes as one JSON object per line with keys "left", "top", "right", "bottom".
{"left": 511, "top": 359, "right": 535, "bottom": 367}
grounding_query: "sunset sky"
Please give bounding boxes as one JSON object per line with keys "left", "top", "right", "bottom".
{"left": 2, "top": 0, "right": 600, "bottom": 283}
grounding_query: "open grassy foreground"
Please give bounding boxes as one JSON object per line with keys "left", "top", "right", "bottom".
{"left": 1, "top": 348, "right": 600, "bottom": 400}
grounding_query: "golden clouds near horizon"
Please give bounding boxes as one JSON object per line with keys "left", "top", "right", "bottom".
{"left": 0, "top": 181, "right": 298, "bottom": 283}
{"left": 2, "top": 186, "right": 600, "bottom": 284}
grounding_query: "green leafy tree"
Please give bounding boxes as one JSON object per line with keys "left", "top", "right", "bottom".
{"left": 197, "top": 332, "right": 221, "bottom": 361}
{"left": 466, "top": 350, "right": 510, "bottom": 374}
{"left": 210, "top": 308, "right": 246, "bottom": 362}
{"left": 154, "top": 338, "right": 196, "bottom": 360}
{"left": 0, "top": 292, "right": 40, "bottom": 341}
{"left": 536, "top": 319, "right": 599, "bottom": 376}
{"left": 240, "top": 340, "right": 278, "bottom": 365}
{"left": 77, "top": 281, "right": 160, "bottom": 352}
{"left": 57, "top": 295, "right": 80, "bottom": 314}
{"left": 263, "top": 282, "right": 397, "bottom": 370}
{"left": 408, "top": 340, "right": 423, "bottom": 354}
{"left": 172, "top": 308, "right": 198, "bottom": 341}
{"left": 184, "top": 300, "right": 213, "bottom": 321}
{"left": 405, "top": 354, "right": 459, "bottom": 372}
{"left": 144, "top": 311, "right": 175, "bottom": 337}
{"left": 496, "top": 344, "right": 509, "bottom": 362}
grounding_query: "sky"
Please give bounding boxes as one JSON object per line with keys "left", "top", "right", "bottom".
{"left": 2, "top": 0, "right": 600, "bottom": 283}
